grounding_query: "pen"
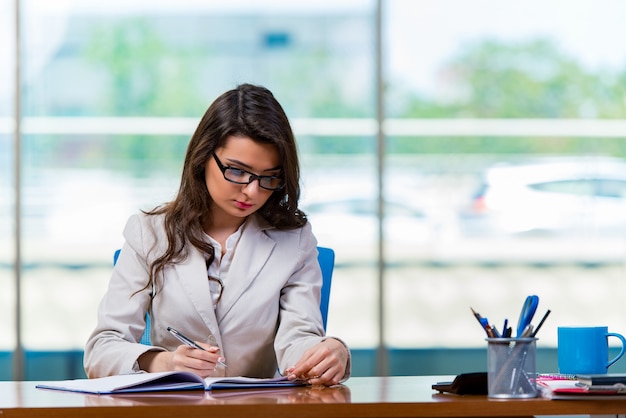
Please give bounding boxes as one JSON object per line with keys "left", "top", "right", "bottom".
{"left": 491, "top": 325, "right": 502, "bottom": 338}
{"left": 167, "top": 327, "right": 227, "bottom": 368}
{"left": 520, "top": 324, "right": 534, "bottom": 337}
{"left": 504, "top": 326, "right": 512, "bottom": 338}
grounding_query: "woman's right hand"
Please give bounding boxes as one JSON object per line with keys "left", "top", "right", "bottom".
{"left": 171, "top": 342, "right": 226, "bottom": 377}
{"left": 139, "top": 343, "right": 225, "bottom": 378}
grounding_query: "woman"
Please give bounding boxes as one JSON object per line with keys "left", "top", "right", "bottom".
{"left": 84, "top": 84, "right": 350, "bottom": 386}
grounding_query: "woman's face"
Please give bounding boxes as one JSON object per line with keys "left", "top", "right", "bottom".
{"left": 205, "top": 135, "right": 280, "bottom": 225}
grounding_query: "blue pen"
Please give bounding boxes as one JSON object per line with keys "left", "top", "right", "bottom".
{"left": 516, "top": 295, "right": 539, "bottom": 337}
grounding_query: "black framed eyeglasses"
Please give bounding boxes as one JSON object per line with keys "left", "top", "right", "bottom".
{"left": 208, "top": 276, "right": 224, "bottom": 306}
{"left": 212, "top": 152, "right": 285, "bottom": 191}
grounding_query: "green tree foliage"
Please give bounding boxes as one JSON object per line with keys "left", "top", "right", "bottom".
{"left": 401, "top": 38, "right": 626, "bottom": 119}
{"left": 82, "top": 25, "right": 626, "bottom": 158}
{"left": 446, "top": 39, "right": 625, "bottom": 118}
{"left": 392, "top": 38, "right": 626, "bottom": 156}
{"left": 83, "top": 18, "right": 205, "bottom": 174}
{"left": 85, "top": 17, "right": 205, "bottom": 116}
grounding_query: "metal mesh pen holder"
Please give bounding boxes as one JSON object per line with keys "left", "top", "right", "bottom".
{"left": 486, "top": 337, "right": 538, "bottom": 398}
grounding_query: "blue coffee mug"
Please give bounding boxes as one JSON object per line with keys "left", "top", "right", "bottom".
{"left": 558, "top": 326, "right": 626, "bottom": 375}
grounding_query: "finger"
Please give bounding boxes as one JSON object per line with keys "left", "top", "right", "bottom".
{"left": 312, "top": 368, "right": 343, "bottom": 387}
{"left": 307, "top": 354, "right": 337, "bottom": 378}
{"left": 195, "top": 342, "right": 221, "bottom": 353}
{"left": 309, "top": 358, "right": 346, "bottom": 386}
{"left": 173, "top": 346, "right": 220, "bottom": 372}
{"left": 288, "top": 339, "right": 347, "bottom": 382}
{"left": 177, "top": 344, "right": 221, "bottom": 363}
{"left": 174, "top": 351, "right": 212, "bottom": 369}
{"left": 306, "top": 371, "right": 331, "bottom": 386}
{"left": 290, "top": 351, "right": 328, "bottom": 378}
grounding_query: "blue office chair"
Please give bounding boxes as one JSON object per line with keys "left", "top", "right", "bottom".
{"left": 113, "top": 246, "right": 335, "bottom": 345}
{"left": 316, "top": 246, "right": 334, "bottom": 331}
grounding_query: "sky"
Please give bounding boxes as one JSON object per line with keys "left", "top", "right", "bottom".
{"left": 386, "top": 0, "right": 626, "bottom": 93}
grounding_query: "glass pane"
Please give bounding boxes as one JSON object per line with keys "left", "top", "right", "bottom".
{"left": 20, "top": 133, "right": 184, "bottom": 349}
{"left": 385, "top": 0, "right": 626, "bottom": 119}
{"left": 20, "top": 0, "right": 376, "bottom": 350}
{"left": 301, "top": 151, "right": 378, "bottom": 347}
{"left": 385, "top": 0, "right": 626, "bottom": 348}
{"left": 0, "top": 132, "right": 14, "bottom": 351}
{"left": 0, "top": 0, "right": 15, "bottom": 351}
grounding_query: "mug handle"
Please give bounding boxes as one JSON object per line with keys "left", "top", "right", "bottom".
{"left": 606, "top": 332, "right": 626, "bottom": 368}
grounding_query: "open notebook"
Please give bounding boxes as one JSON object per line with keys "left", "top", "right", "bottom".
{"left": 36, "top": 371, "right": 306, "bottom": 395}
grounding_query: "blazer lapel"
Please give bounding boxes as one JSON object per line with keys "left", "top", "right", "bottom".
{"left": 173, "top": 247, "right": 222, "bottom": 343}
{"left": 216, "top": 216, "right": 275, "bottom": 320}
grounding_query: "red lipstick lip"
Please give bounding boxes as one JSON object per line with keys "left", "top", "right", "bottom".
{"left": 235, "top": 201, "right": 253, "bottom": 209}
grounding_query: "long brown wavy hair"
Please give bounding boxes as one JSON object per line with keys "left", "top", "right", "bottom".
{"left": 142, "top": 83, "right": 307, "bottom": 292}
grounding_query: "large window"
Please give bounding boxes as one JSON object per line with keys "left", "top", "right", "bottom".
{"left": 3, "top": 0, "right": 626, "bottom": 378}
{"left": 382, "top": 0, "right": 626, "bottom": 348}
{"left": 4, "top": 0, "right": 378, "bottom": 354}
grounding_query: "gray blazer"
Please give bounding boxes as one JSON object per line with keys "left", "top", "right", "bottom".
{"left": 84, "top": 212, "right": 350, "bottom": 380}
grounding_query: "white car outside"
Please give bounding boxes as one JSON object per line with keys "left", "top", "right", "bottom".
{"left": 462, "top": 157, "right": 626, "bottom": 237}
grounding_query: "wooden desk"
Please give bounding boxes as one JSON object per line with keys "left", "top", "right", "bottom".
{"left": 2, "top": 376, "right": 626, "bottom": 418}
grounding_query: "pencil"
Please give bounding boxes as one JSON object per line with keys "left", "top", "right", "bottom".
{"left": 470, "top": 307, "right": 482, "bottom": 322}
{"left": 470, "top": 307, "right": 496, "bottom": 338}
{"left": 530, "top": 309, "right": 551, "bottom": 337}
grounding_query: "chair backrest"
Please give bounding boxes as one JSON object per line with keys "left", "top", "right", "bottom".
{"left": 113, "top": 246, "right": 335, "bottom": 345}
{"left": 316, "top": 246, "right": 334, "bottom": 330}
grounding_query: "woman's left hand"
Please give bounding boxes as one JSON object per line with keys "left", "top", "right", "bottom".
{"left": 286, "top": 338, "right": 349, "bottom": 386}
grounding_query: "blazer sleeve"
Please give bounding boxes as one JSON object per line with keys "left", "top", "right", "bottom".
{"left": 83, "top": 214, "right": 165, "bottom": 378}
{"left": 273, "top": 222, "right": 352, "bottom": 382}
